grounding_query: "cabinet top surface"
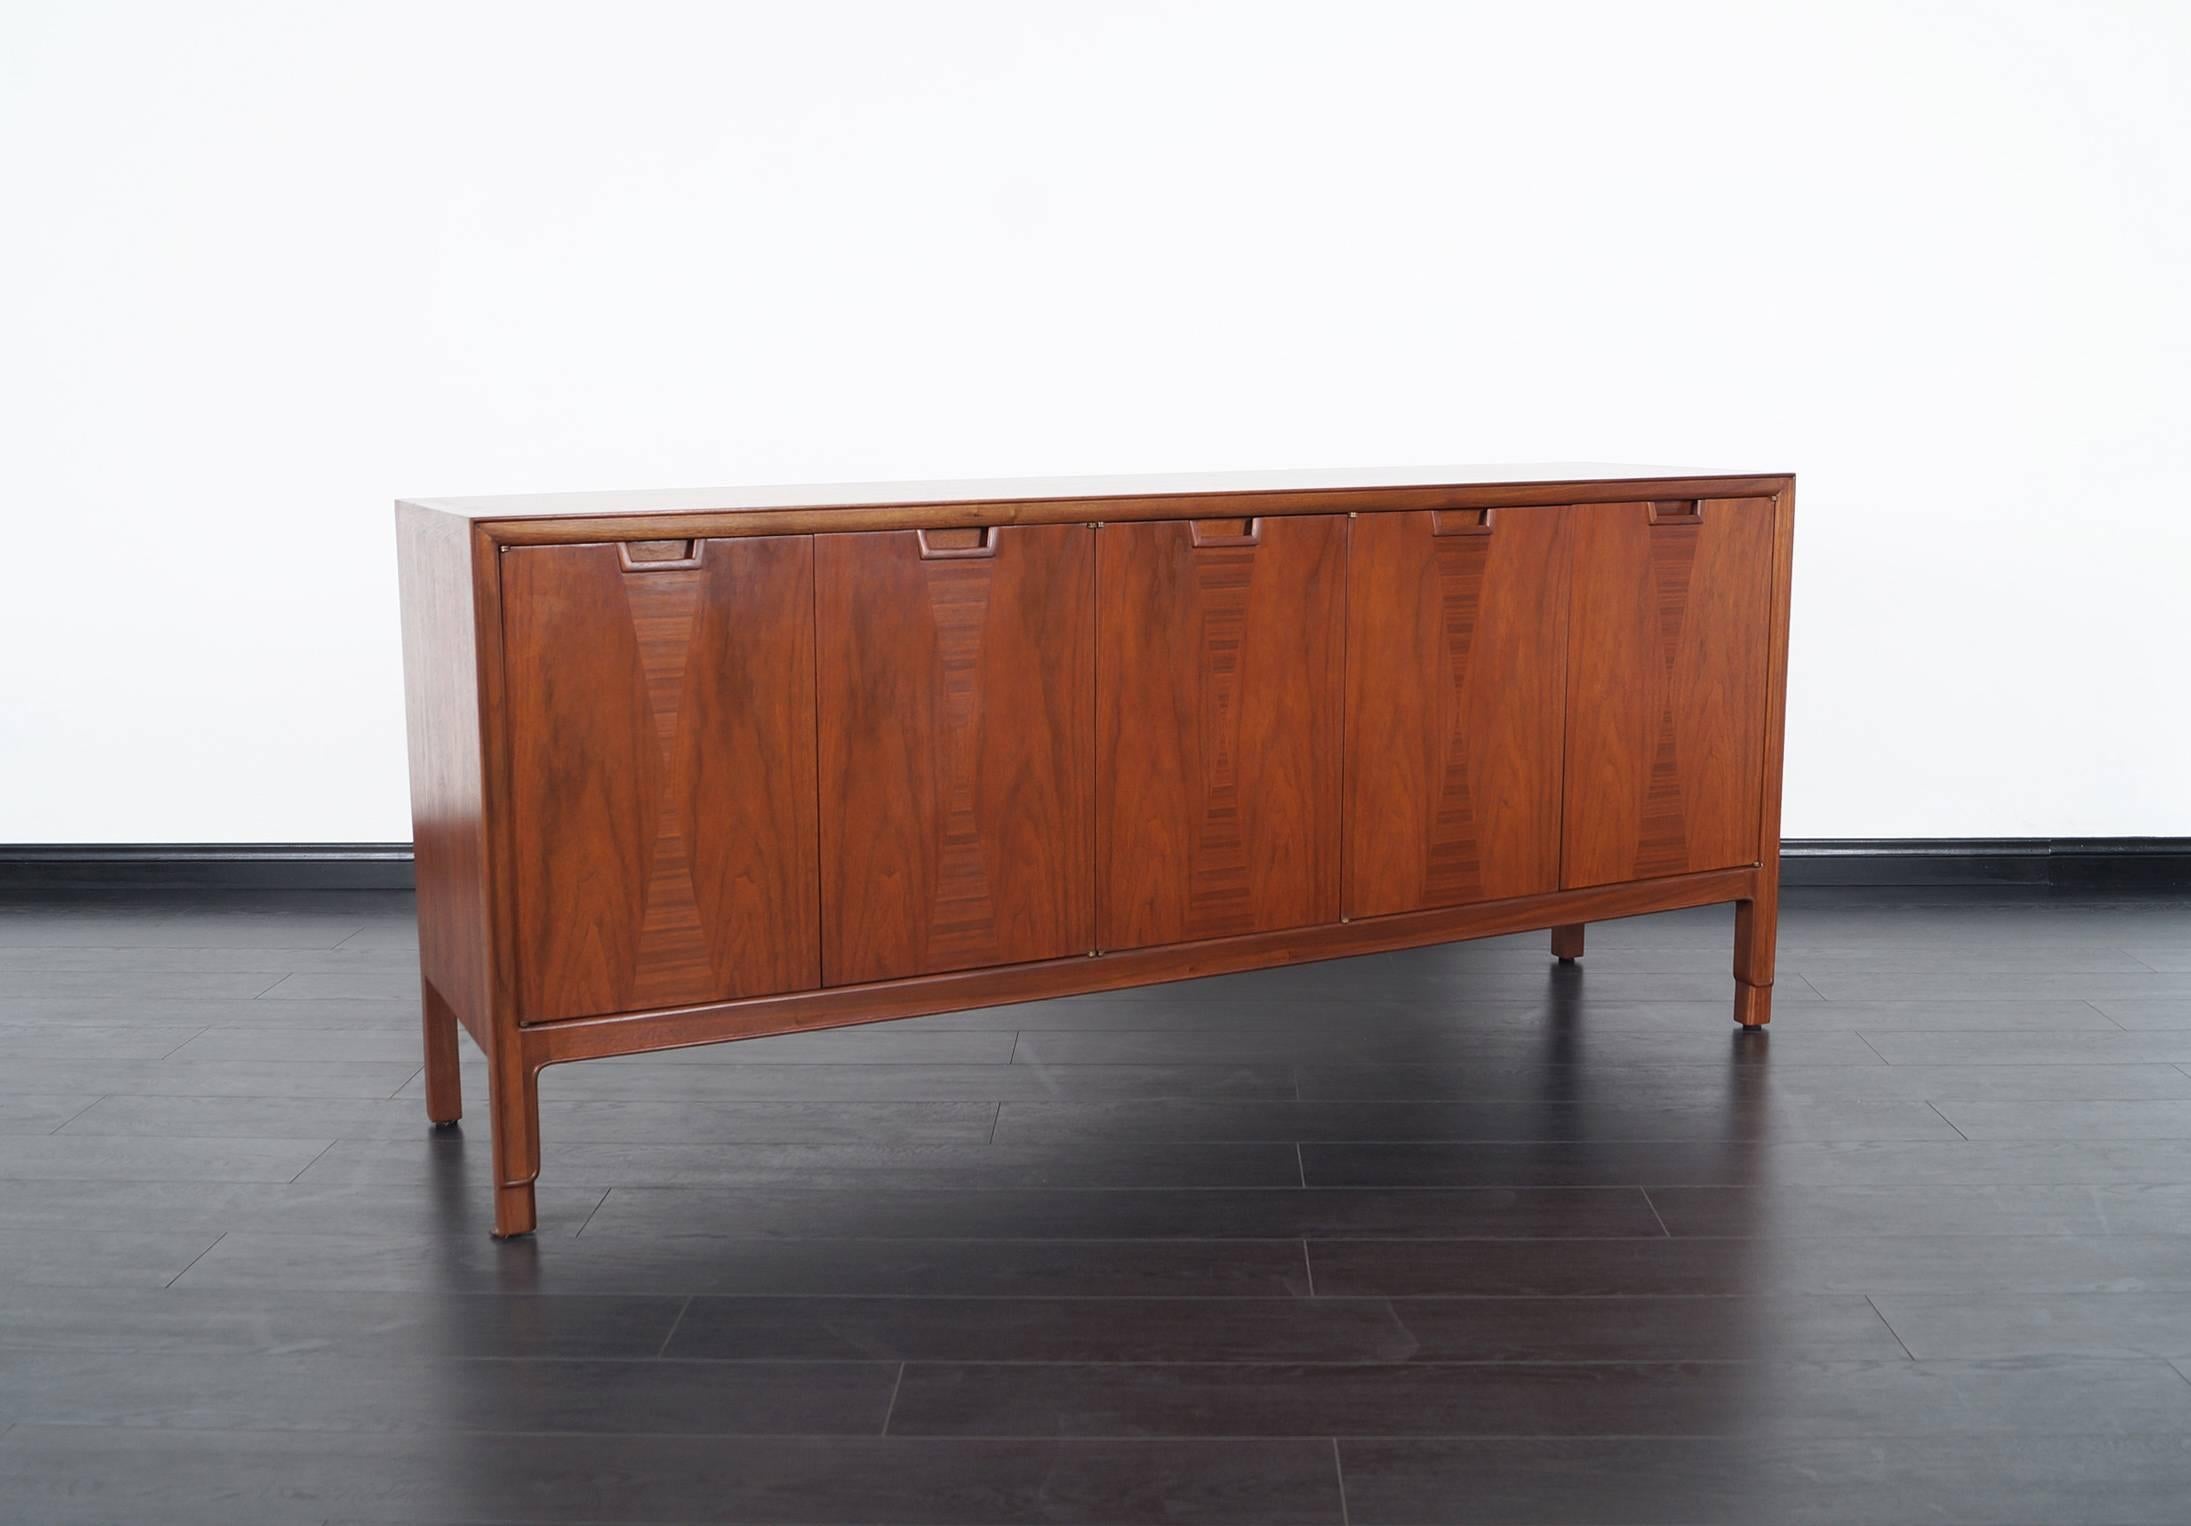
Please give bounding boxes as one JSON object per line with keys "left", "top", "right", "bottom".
{"left": 401, "top": 463, "right": 1791, "bottom": 522}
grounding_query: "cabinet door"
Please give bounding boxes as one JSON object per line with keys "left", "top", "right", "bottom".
{"left": 815, "top": 525, "right": 1094, "bottom": 985}
{"left": 503, "top": 536, "right": 820, "bottom": 1022}
{"left": 1561, "top": 498, "right": 1776, "bottom": 888}
{"left": 1097, "top": 515, "right": 1345, "bottom": 950}
{"left": 1344, "top": 507, "right": 1571, "bottom": 918}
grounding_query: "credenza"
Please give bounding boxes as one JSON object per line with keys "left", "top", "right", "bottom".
{"left": 396, "top": 466, "right": 1796, "bottom": 1238}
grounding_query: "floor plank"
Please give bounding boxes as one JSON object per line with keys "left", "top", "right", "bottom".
{"left": 0, "top": 1177, "right": 609, "bottom": 1237}
{"left": 0, "top": 1094, "right": 97, "bottom": 1134}
{"left": 1338, "top": 1433, "right": 2191, "bottom": 1524}
{"left": 296, "top": 1135, "right": 1306, "bottom": 1190}
{"left": 0, "top": 1351, "right": 899, "bottom": 1435}
{"left": 1304, "top": 1136, "right": 2191, "bottom": 1187}
{"left": 0, "top": 1134, "right": 332, "bottom": 1183}
{"left": 888, "top": 1356, "right": 2191, "bottom": 1438}
{"left": 0, "top": 1426, "right": 1347, "bottom": 1524}
{"left": 1934, "top": 1098, "right": 2191, "bottom": 1140}
{"left": 1293, "top": 1059, "right": 2191, "bottom": 1101}
{"left": 1647, "top": 1182, "right": 2191, "bottom": 1237}
{"left": 581, "top": 1184, "right": 1666, "bottom": 1241}
{"left": 665, "top": 1293, "right": 1905, "bottom": 1363}
{"left": 989, "top": 1097, "right": 1964, "bottom": 1143}
{"left": 0, "top": 1285, "right": 684, "bottom": 1358}
{"left": 0, "top": 1056, "right": 429, "bottom": 1099}
{"left": 0, "top": 1228, "right": 224, "bottom": 1290}
{"left": 61, "top": 1094, "right": 1005, "bottom": 1145}
{"left": 171, "top": 1231, "right": 1316, "bottom": 1297}
{"left": 1011, "top": 1025, "right": 1886, "bottom": 1066}
{"left": 1872, "top": 1291, "right": 2191, "bottom": 1359}
{"left": 1308, "top": 1233, "right": 2191, "bottom": 1297}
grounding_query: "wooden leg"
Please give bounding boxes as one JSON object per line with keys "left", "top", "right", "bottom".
{"left": 420, "top": 979, "right": 463, "bottom": 1126}
{"left": 1733, "top": 981, "right": 1773, "bottom": 1027}
{"left": 1733, "top": 888, "right": 1778, "bottom": 1028}
{"left": 488, "top": 1040, "right": 540, "bottom": 1239}
{"left": 1551, "top": 923, "right": 1585, "bottom": 963}
{"left": 493, "top": 1181, "right": 537, "bottom": 1239}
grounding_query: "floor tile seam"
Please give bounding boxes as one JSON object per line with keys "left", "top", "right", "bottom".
{"left": 159, "top": 1230, "right": 229, "bottom": 1289}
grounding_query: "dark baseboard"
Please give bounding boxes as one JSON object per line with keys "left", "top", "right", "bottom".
{"left": 2, "top": 839, "right": 2186, "bottom": 894}
{"left": 1781, "top": 838, "right": 2191, "bottom": 890}
{"left": 0, "top": 845, "right": 417, "bottom": 892}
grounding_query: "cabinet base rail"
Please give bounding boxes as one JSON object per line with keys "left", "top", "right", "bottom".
{"left": 424, "top": 864, "right": 1772, "bottom": 1239}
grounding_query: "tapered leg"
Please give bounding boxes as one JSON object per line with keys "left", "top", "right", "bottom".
{"left": 1732, "top": 980, "right": 1773, "bottom": 1027}
{"left": 420, "top": 979, "right": 463, "bottom": 1125}
{"left": 488, "top": 1039, "right": 541, "bottom": 1239}
{"left": 493, "top": 1180, "right": 537, "bottom": 1239}
{"left": 1733, "top": 888, "right": 1777, "bottom": 1028}
{"left": 1551, "top": 924, "right": 1585, "bottom": 963}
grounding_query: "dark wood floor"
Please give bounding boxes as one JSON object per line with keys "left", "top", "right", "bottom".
{"left": 4, "top": 885, "right": 2191, "bottom": 1523}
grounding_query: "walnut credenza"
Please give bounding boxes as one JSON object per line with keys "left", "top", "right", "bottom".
{"left": 396, "top": 467, "right": 1796, "bottom": 1238}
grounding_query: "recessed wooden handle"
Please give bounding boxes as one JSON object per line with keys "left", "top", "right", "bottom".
{"left": 915, "top": 526, "right": 997, "bottom": 559}
{"left": 1188, "top": 517, "right": 1260, "bottom": 548}
{"left": 1646, "top": 500, "right": 1703, "bottom": 526}
{"left": 617, "top": 539, "right": 704, "bottom": 571}
{"left": 1431, "top": 509, "right": 1495, "bottom": 537}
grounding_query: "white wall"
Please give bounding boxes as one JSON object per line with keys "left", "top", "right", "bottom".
{"left": 3, "top": 1, "right": 2186, "bottom": 843}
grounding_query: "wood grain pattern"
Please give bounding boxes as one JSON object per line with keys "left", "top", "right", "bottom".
{"left": 529, "top": 866, "right": 1761, "bottom": 1066}
{"left": 393, "top": 505, "right": 492, "bottom": 1047}
{"left": 1096, "top": 515, "right": 1345, "bottom": 951}
{"left": 816, "top": 526, "right": 1094, "bottom": 985}
{"left": 418, "top": 977, "right": 461, "bottom": 1124}
{"left": 468, "top": 509, "right": 527, "bottom": 1233}
{"left": 394, "top": 505, "right": 496, "bottom": 1139}
{"left": 1561, "top": 498, "right": 1777, "bottom": 890}
{"left": 1735, "top": 483, "right": 1800, "bottom": 1025}
{"left": 502, "top": 537, "right": 820, "bottom": 1022}
{"left": 1343, "top": 507, "right": 1572, "bottom": 919}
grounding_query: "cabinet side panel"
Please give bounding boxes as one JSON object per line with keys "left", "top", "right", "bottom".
{"left": 1343, "top": 508, "right": 1571, "bottom": 918}
{"left": 395, "top": 503, "right": 493, "bottom": 1037}
{"left": 1756, "top": 484, "right": 1797, "bottom": 866}
{"left": 1561, "top": 498, "right": 1776, "bottom": 888}
{"left": 816, "top": 525, "right": 1095, "bottom": 985}
{"left": 504, "top": 537, "right": 821, "bottom": 1021}
{"left": 1097, "top": 515, "right": 1346, "bottom": 951}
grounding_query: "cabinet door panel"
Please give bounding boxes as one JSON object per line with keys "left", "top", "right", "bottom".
{"left": 1097, "top": 515, "right": 1345, "bottom": 951}
{"left": 1344, "top": 507, "right": 1571, "bottom": 919}
{"left": 503, "top": 536, "right": 820, "bottom": 1022}
{"left": 816, "top": 525, "right": 1094, "bottom": 985}
{"left": 1561, "top": 498, "right": 1776, "bottom": 888}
